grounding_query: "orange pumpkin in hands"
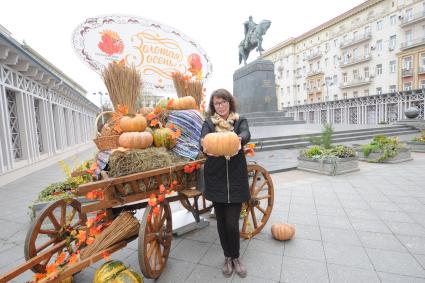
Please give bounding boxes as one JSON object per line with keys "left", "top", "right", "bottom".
{"left": 271, "top": 223, "right": 295, "bottom": 241}
{"left": 119, "top": 114, "right": 147, "bottom": 132}
{"left": 118, "top": 132, "right": 153, "bottom": 149}
{"left": 203, "top": 132, "right": 240, "bottom": 156}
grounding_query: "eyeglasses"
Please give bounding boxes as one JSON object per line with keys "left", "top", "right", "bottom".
{"left": 213, "top": 101, "right": 229, "bottom": 107}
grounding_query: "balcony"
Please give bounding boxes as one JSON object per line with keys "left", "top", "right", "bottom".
{"left": 307, "top": 87, "right": 321, "bottom": 95}
{"left": 401, "top": 37, "right": 425, "bottom": 50}
{"left": 306, "top": 70, "right": 324, "bottom": 77}
{"left": 339, "top": 54, "right": 372, "bottom": 68}
{"left": 340, "top": 33, "right": 372, "bottom": 49}
{"left": 306, "top": 52, "right": 322, "bottom": 61}
{"left": 339, "top": 77, "right": 372, "bottom": 89}
{"left": 402, "top": 68, "right": 413, "bottom": 77}
{"left": 400, "top": 11, "right": 425, "bottom": 27}
{"left": 419, "top": 66, "right": 425, "bottom": 74}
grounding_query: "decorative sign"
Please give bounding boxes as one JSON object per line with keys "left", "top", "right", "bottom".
{"left": 72, "top": 15, "right": 212, "bottom": 92}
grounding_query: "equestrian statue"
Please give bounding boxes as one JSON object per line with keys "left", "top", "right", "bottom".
{"left": 239, "top": 16, "right": 272, "bottom": 65}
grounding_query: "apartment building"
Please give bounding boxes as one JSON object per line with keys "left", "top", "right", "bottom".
{"left": 263, "top": 0, "right": 425, "bottom": 110}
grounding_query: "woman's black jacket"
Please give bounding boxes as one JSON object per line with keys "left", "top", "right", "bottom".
{"left": 200, "top": 116, "right": 251, "bottom": 203}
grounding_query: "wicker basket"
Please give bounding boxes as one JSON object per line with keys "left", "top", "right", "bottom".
{"left": 93, "top": 135, "right": 120, "bottom": 151}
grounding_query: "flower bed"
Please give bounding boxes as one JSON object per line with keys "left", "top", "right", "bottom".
{"left": 297, "top": 145, "right": 359, "bottom": 176}
{"left": 407, "top": 132, "right": 425, "bottom": 152}
{"left": 356, "top": 135, "right": 412, "bottom": 163}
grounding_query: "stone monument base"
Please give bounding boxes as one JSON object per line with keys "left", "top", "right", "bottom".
{"left": 395, "top": 119, "right": 425, "bottom": 130}
{"left": 233, "top": 59, "right": 277, "bottom": 113}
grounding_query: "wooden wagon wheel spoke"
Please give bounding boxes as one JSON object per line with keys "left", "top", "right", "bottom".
{"left": 250, "top": 207, "right": 258, "bottom": 229}
{"left": 47, "top": 212, "right": 61, "bottom": 230}
{"left": 60, "top": 202, "right": 67, "bottom": 226}
{"left": 139, "top": 201, "right": 172, "bottom": 279}
{"left": 240, "top": 164, "right": 274, "bottom": 239}
{"left": 67, "top": 208, "right": 77, "bottom": 225}
{"left": 39, "top": 229, "right": 59, "bottom": 236}
{"left": 35, "top": 237, "right": 57, "bottom": 253}
{"left": 255, "top": 204, "right": 267, "bottom": 215}
{"left": 25, "top": 199, "right": 86, "bottom": 273}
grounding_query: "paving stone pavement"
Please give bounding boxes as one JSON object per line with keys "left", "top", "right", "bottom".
{"left": 1, "top": 149, "right": 425, "bottom": 282}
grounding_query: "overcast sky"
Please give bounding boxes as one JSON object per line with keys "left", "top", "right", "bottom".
{"left": 1, "top": 0, "right": 364, "bottom": 107}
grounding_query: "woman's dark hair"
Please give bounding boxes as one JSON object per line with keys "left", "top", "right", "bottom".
{"left": 208, "top": 88, "right": 237, "bottom": 116}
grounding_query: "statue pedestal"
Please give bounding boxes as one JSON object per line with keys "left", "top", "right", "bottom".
{"left": 395, "top": 118, "right": 425, "bottom": 130}
{"left": 233, "top": 59, "right": 277, "bottom": 114}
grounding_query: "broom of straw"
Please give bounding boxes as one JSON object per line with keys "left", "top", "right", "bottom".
{"left": 102, "top": 63, "right": 142, "bottom": 114}
{"left": 80, "top": 212, "right": 139, "bottom": 259}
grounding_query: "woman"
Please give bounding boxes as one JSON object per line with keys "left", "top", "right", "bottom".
{"left": 200, "top": 89, "right": 250, "bottom": 278}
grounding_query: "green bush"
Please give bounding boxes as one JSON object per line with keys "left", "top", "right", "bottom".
{"left": 361, "top": 135, "right": 404, "bottom": 162}
{"left": 308, "top": 123, "right": 333, "bottom": 149}
{"left": 301, "top": 145, "right": 355, "bottom": 160}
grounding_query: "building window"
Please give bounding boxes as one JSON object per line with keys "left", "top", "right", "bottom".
{"left": 325, "top": 43, "right": 329, "bottom": 52}
{"left": 325, "top": 58, "right": 328, "bottom": 66}
{"left": 287, "top": 86, "right": 290, "bottom": 94}
{"left": 389, "top": 35, "right": 396, "bottom": 50}
{"left": 390, "top": 15, "right": 397, "bottom": 25}
{"left": 343, "top": 73, "right": 348, "bottom": 82}
{"left": 389, "top": 85, "right": 396, "bottom": 93}
{"left": 421, "top": 53, "right": 425, "bottom": 72}
{"left": 353, "top": 48, "right": 359, "bottom": 59}
{"left": 421, "top": 80, "right": 425, "bottom": 89}
{"left": 422, "top": 25, "right": 425, "bottom": 39}
{"left": 353, "top": 31, "right": 358, "bottom": 39}
{"left": 280, "top": 88, "right": 284, "bottom": 96}
{"left": 364, "top": 89, "right": 369, "bottom": 96}
{"left": 333, "top": 55, "right": 338, "bottom": 65}
{"left": 405, "top": 30, "right": 412, "bottom": 46}
{"left": 286, "top": 70, "right": 289, "bottom": 77}
{"left": 303, "top": 83, "right": 306, "bottom": 90}
{"left": 376, "top": 20, "right": 383, "bottom": 31}
{"left": 353, "top": 69, "right": 359, "bottom": 79}
{"left": 34, "top": 99, "right": 44, "bottom": 153}
{"left": 404, "top": 82, "right": 412, "bottom": 91}
{"left": 334, "top": 39, "right": 338, "bottom": 47}
{"left": 403, "top": 56, "right": 412, "bottom": 69}
{"left": 281, "top": 103, "right": 284, "bottom": 109}
{"left": 303, "top": 66, "right": 306, "bottom": 75}
{"left": 343, "top": 51, "right": 349, "bottom": 64}
{"left": 353, "top": 91, "right": 358, "bottom": 98}
{"left": 376, "top": 40, "right": 383, "bottom": 51}
{"left": 365, "top": 26, "right": 371, "bottom": 35}
{"left": 6, "top": 90, "right": 22, "bottom": 160}
{"left": 405, "top": 8, "right": 413, "bottom": 21}
{"left": 333, "top": 75, "right": 338, "bottom": 84}
{"left": 390, "top": 60, "right": 396, "bottom": 73}
{"left": 364, "top": 67, "right": 370, "bottom": 78}
{"left": 343, "top": 93, "right": 348, "bottom": 99}
{"left": 376, "top": 87, "right": 382, "bottom": 94}
{"left": 334, "top": 94, "right": 338, "bottom": 100}
{"left": 364, "top": 44, "right": 370, "bottom": 56}
{"left": 376, "top": 64, "right": 383, "bottom": 75}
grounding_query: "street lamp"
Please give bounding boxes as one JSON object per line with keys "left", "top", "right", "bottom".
{"left": 93, "top": 91, "right": 108, "bottom": 124}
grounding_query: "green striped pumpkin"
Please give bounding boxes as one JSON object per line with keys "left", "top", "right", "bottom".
{"left": 93, "top": 260, "right": 127, "bottom": 283}
{"left": 153, "top": 128, "right": 176, "bottom": 149}
{"left": 113, "top": 269, "right": 143, "bottom": 283}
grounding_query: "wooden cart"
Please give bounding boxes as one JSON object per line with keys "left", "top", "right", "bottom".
{"left": 1, "top": 159, "right": 274, "bottom": 282}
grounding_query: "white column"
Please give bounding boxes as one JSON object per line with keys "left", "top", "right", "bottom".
{"left": 16, "top": 91, "right": 32, "bottom": 164}
{"left": 0, "top": 85, "right": 13, "bottom": 173}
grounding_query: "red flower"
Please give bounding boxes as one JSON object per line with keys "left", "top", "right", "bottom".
{"left": 153, "top": 206, "right": 160, "bottom": 216}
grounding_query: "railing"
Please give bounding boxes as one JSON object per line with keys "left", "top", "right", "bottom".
{"left": 339, "top": 77, "right": 372, "bottom": 89}
{"left": 306, "top": 70, "right": 323, "bottom": 77}
{"left": 402, "top": 68, "right": 413, "bottom": 77}
{"left": 401, "top": 37, "right": 425, "bottom": 50}
{"left": 306, "top": 52, "right": 322, "bottom": 61}
{"left": 400, "top": 11, "right": 425, "bottom": 27}
{"left": 340, "top": 54, "right": 372, "bottom": 68}
{"left": 340, "top": 33, "right": 372, "bottom": 49}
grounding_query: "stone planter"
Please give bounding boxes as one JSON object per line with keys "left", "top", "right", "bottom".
{"left": 297, "top": 156, "right": 359, "bottom": 176}
{"left": 355, "top": 147, "right": 412, "bottom": 163}
{"left": 406, "top": 141, "right": 425, "bottom": 153}
{"left": 29, "top": 196, "right": 93, "bottom": 220}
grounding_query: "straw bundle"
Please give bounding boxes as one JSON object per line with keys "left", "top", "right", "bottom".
{"left": 171, "top": 72, "right": 203, "bottom": 106}
{"left": 108, "top": 147, "right": 188, "bottom": 177}
{"left": 81, "top": 212, "right": 139, "bottom": 259}
{"left": 102, "top": 63, "right": 141, "bottom": 114}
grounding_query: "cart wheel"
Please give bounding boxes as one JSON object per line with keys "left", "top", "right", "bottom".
{"left": 138, "top": 201, "right": 172, "bottom": 279}
{"left": 179, "top": 194, "right": 213, "bottom": 214}
{"left": 240, "top": 164, "right": 274, "bottom": 239}
{"left": 24, "top": 199, "right": 86, "bottom": 273}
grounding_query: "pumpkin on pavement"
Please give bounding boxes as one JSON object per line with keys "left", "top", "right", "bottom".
{"left": 271, "top": 223, "right": 295, "bottom": 241}
{"left": 113, "top": 269, "right": 143, "bottom": 283}
{"left": 120, "top": 114, "right": 147, "bottom": 132}
{"left": 202, "top": 132, "right": 240, "bottom": 156}
{"left": 93, "top": 260, "right": 127, "bottom": 283}
{"left": 118, "top": 132, "right": 153, "bottom": 149}
{"left": 153, "top": 128, "right": 176, "bottom": 149}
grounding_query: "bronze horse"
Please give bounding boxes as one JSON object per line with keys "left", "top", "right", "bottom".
{"left": 239, "top": 20, "right": 271, "bottom": 65}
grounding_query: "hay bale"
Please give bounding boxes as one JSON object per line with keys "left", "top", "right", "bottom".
{"left": 108, "top": 147, "right": 189, "bottom": 177}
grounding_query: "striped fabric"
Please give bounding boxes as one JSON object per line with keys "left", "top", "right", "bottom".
{"left": 168, "top": 110, "right": 204, "bottom": 160}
